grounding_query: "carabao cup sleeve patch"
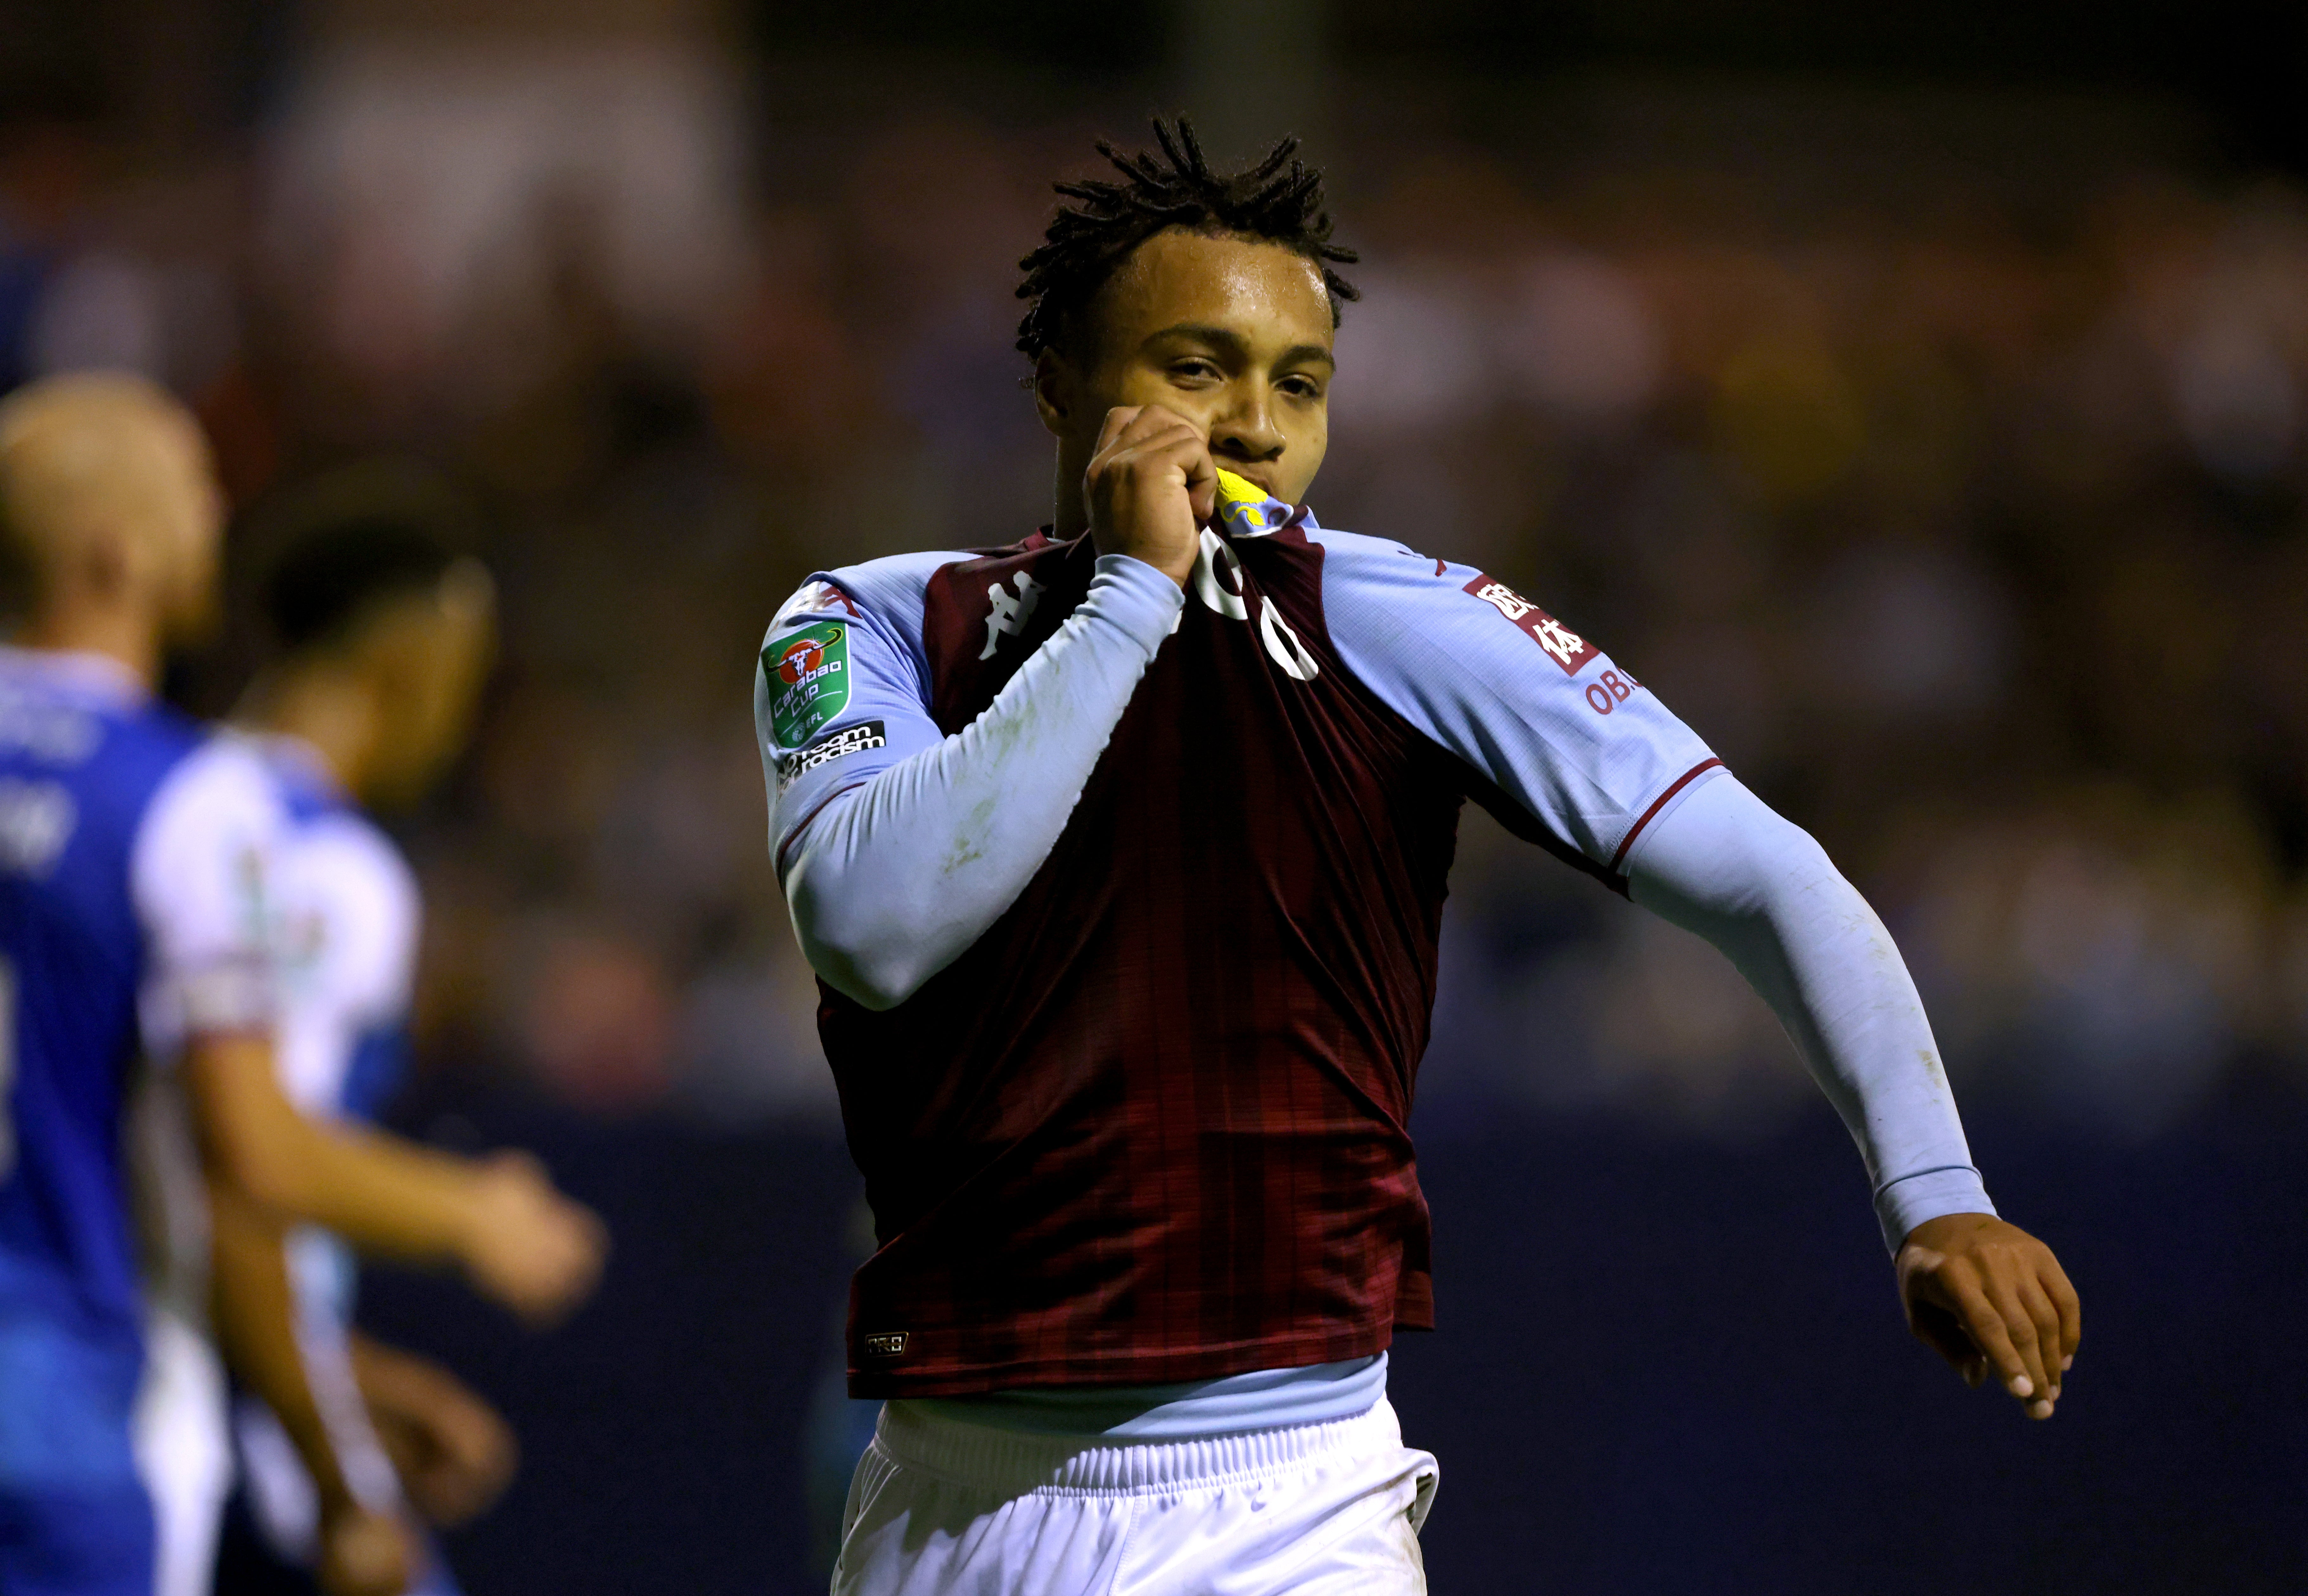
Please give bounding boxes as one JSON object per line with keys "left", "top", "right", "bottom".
{"left": 776, "top": 720, "right": 887, "bottom": 794}
{"left": 762, "top": 620, "right": 853, "bottom": 749}
{"left": 1461, "top": 574, "right": 1598, "bottom": 675}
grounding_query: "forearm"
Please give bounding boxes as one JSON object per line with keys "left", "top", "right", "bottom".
{"left": 208, "top": 1184, "right": 398, "bottom": 1516}
{"left": 1625, "top": 775, "right": 1992, "bottom": 1251}
{"left": 784, "top": 554, "right": 1182, "bottom": 1007}
{"left": 189, "top": 1036, "right": 481, "bottom": 1264}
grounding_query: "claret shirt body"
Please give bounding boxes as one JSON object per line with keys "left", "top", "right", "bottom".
{"left": 760, "top": 474, "right": 1721, "bottom": 1399}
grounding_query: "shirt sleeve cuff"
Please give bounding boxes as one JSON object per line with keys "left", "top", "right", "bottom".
{"left": 172, "top": 960, "right": 276, "bottom": 1037}
{"left": 1086, "top": 553, "right": 1187, "bottom": 657}
{"left": 1874, "top": 1166, "right": 1997, "bottom": 1254}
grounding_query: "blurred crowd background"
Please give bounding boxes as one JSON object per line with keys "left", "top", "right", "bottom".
{"left": 5, "top": 0, "right": 2305, "bottom": 1591}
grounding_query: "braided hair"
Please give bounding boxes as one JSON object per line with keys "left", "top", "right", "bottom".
{"left": 1015, "top": 117, "right": 1359, "bottom": 363}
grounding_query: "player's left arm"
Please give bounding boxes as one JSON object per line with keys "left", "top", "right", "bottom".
{"left": 349, "top": 1329, "right": 517, "bottom": 1528}
{"left": 1308, "top": 522, "right": 2078, "bottom": 1419}
{"left": 1623, "top": 774, "right": 2079, "bottom": 1419}
{"left": 208, "top": 1180, "right": 413, "bottom": 1596}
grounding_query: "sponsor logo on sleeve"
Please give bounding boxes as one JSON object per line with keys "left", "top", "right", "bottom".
{"left": 764, "top": 621, "right": 852, "bottom": 748}
{"left": 1462, "top": 575, "right": 1598, "bottom": 675}
{"left": 775, "top": 720, "right": 887, "bottom": 793}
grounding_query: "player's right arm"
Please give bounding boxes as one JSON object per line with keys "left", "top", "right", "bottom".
{"left": 766, "top": 407, "right": 1197, "bottom": 1009}
{"left": 136, "top": 741, "right": 604, "bottom": 1321}
{"left": 186, "top": 1042, "right": 601, "bottom": 1321}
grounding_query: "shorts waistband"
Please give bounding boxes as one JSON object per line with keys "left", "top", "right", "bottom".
{"left": 873, "top": 1396, "right": 1401, "bottom": 1498}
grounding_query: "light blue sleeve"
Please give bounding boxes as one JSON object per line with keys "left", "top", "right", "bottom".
{"left": 1303, "top": 509, "right": 1988, "bottom": 1251}
{"left": 1624, "top": 774, "right": 1995, "bottom": 1252}
{"left": 756, "top": 555, "right": 967, "bottom": 878}
{"left": 1305, "top": 523, "right": 1722, "bottom": 878}
{"left": 755, "top": 553, "right": 1185, "bottom": 1010}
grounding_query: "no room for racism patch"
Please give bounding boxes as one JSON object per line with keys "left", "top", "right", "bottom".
{"left": 763, "top": 620, "right": 851, "bottom": 748}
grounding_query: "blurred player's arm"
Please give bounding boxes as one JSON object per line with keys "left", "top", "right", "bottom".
{"left": 1305, "top": 519, "right": 2079, "bottom": 1420}
{"left": 208, "top": 1179, "right": 412, "bottom": 1596}
{"left": 185, "top": 1038, "right": 602, "bottom": 1322}
{"left": 138, "top": 742, "right": 603, "bottom": 1322}
{"left": 349, "top": 1331, "right": 516, "bottom": 1528}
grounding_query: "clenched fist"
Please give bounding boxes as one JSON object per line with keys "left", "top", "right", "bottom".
{"left": 1083, "top": 404, "right": 1216, "bottom": 586}
{"left": 457, "top": 1150, "right": 607, "bottom": 1326}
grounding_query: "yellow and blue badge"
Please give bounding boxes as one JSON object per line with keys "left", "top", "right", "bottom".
{"left": 1213, "top": 468, "right": 1288, "bottom": 539}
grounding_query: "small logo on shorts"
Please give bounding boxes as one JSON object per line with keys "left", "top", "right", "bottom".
{"left": 863, "top": 1331, "right": 909, "bottom": 1357}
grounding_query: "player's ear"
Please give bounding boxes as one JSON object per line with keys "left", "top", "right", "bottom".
{"left": 1031, "top": 350, "right": 1074, "bottom": 439}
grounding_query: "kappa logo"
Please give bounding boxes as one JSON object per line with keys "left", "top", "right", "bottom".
{"left": 1463, "top": 576, "right": 1597, "bottom": 675}
{"left": 980, "top": 569, "right": 1047, "bottom": 660}
{"left": 776, "top": 720, "right": 887, "bottom": 792}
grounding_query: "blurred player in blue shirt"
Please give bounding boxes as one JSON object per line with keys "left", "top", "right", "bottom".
{"left": 0, "top": 377, "right": 600, "bottom": 1596}
{"left": 209, "top": 484, "right": 516, "bottom": 1596}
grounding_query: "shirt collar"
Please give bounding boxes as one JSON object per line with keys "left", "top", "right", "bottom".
{"left": 0, "top": 644, "right": 152, "bottom": 708}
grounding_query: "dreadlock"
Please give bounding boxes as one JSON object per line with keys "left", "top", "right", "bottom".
{"left": 1015, "top": 117, "right": 1360, "bottom": 362}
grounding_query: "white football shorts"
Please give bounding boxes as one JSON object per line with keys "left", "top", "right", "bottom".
{"left": 831, "top": 1395, "right": 1438, "bottom": 1595}
{"left": 133, "top": 1305, "right": 232, "bottom": 1596}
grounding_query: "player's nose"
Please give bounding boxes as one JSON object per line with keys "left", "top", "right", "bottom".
{"left": 1210, "top": 388, "right": 1285, "bottom": 462}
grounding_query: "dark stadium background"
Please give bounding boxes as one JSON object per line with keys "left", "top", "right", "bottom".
{"left": 7, "top": 0, "right": 2307, "bottom": 1589}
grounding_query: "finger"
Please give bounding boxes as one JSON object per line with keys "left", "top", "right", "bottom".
{"left": 1182, "top": 440, "right": 1218, "bottom": 524}
{"left": 1947, "top": 1278, "right": 2036, "bottom": 1403}
{"left": 2039, "top": 1252, "right": 2082, "bottom": 1368}
{"left": 1110, "top": 430, "right": 1217, "bottom": 509}
{"left": 1984, "top": 1278, "right": 2052, "bottom": 1415}
{"left": 1904, "top": 1296, "right": 1981, "bottom": 1379}
{"left": 1093, "top": 405, "right": 1143, "bottom": 457}
{"left": 1111, "top": 404, "right": 1202, "bottom": 455}
{"left": 2018, "top": 1274, "right": 2065, "bottom": 1400}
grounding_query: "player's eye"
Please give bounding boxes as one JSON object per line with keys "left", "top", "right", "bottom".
{"left": 1169, "top": 359, "right": 1221, "bottom": 384}
{"left": 1277, "top": 375, "right": 1324, "bottom": 400}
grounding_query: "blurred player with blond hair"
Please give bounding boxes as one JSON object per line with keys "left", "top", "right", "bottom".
{"left": 0, "top": 374, "right": 599, "bottom": 1596}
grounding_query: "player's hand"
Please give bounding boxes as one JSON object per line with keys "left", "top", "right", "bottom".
{"left": 457, "top": 1150, "right": 607, "bottom": 1325}
{"left": 1896, "top": 1212, "right": 2080, "bottom": 1420}
{"left": 369, "top": 1363, "right": 518, "bottom": 1527}
{"left": 316, "top": 1502, "right": 412, "bottom": 1596}
{"left": 1083, "top": 403, "right": 1216, "bottom": 587}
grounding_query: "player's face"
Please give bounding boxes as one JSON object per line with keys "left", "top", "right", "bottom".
{"left": 366, "top": 561, "right": 497, "bottom": 810}
{"left": 1056, "top": 229, "right": 1335, "bottom": 506}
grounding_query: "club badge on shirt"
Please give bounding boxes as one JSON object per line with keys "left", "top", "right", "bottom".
{"left": 764, "top": 621, "right": 852, "bottom": 749}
